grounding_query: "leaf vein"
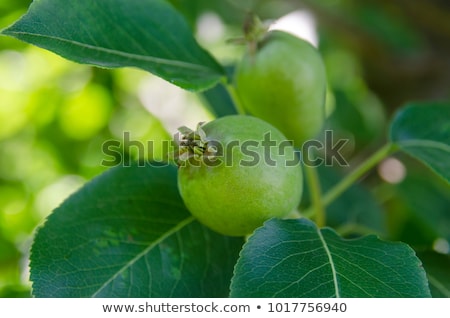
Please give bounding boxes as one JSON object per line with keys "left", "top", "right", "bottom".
{"left": 91, "top": 215, "right": 195, "bottom": 297}
{"left": 6, "top": 31, "right": 218, "bottom": 73}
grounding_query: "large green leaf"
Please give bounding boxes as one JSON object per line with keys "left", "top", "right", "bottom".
{"left": 1, "top": 0, "right": 225, "bottom": 91}
{"left": 390, "top": 102, "right": 450, "bottom": 183}
{"left": 30, "top": 163, "right": 243, "bottom": 297}
{"left": 230, "top": 218, "right": 431, "bottom": 297}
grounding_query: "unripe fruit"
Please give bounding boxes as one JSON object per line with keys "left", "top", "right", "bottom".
{"left": 176, "top": 115, "right": 302, "bottom": 236}
{"left": 235, "top": 30, "right": 327, "bottom": 148}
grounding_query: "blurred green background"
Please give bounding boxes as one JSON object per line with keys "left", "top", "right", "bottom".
{"left": 1, "top": 0, "right": 449, "bottom": 297}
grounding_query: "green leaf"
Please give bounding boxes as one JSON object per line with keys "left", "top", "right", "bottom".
{"left": 390, "top": 101, "right": 450, "bottom": 183}
{"left": 200, "top": 83, "right": 237, "bottom": 118}
{"left": 230, "top": 218, "right": 431, "bottom": 297}
{"left": 30, "top": 163, "right": 243, "bottom": 297}
{"left": 199, "top": 66, "right": 239, "bottom": 117}
{"left": 1, "top": 0, "right": 225, "bottom": 91}
{"left": 417, "top": 251, "right": 450, "bottom": 298}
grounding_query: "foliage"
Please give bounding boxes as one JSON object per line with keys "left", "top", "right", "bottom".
{"left": 0, "top": 0, "right": 449, "bottom": 297}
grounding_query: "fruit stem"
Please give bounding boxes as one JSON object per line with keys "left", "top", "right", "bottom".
{"left": 323, "top": 143, "right": 395, "bottom": 207}
{"left": 303, "top": 143, "right": 395, "bottom": 216}
{"left": 304, "top": 164, "right": 325, "bottom": 227}
{"left": 226, "top": 84, "right": 247, "bottom": 115}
